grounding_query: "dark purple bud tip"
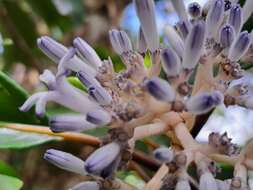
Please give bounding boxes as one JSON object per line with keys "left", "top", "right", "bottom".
{"left": 220, "top": 25, "right": 235, "bottom": 48}
{"left": 228, "top": 4, "right": 242, "bottom": 33}
{"left": 144, "top": 77, "right": 175, "bottom": 102}
{"left": 188, "top": 2, "right": 201, "bottom": 18}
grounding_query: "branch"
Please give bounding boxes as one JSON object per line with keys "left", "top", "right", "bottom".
{"left": 0, "top": 123, "right": 100, "bottom": 146}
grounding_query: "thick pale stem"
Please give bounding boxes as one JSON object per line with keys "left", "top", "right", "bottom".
{"left": 144, "top": 164, "right": 168, "bottom": 190}
{"left": 149, "top": 51, "right": 161, "bottom": 77}
{"left": 129, "top": 122, "right": 167, "bottom": 149}
{"left": 192, "top": 59, "right": 215, "bottom": 95}
{"left": 173, "top": 123, "right": 197, "bottom": 149}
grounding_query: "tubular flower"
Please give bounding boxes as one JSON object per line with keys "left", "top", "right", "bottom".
{"left": 20, "top": 0, "right": 253, "bottom": 189}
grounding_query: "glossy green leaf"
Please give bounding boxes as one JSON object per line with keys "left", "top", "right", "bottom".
{"left": 0, "top": 127, "right": 61, "bottom": 149}
{"left": 0, "top": 160, "right": 19, "bottom": 177}
{"left": 0, "top": 71, "right": 47, "bottom": 124}
{"left": 0, "top": 174, "right": 23, "bottom": 190}
{"left": 68, "top": 76, "right": 87, "bottom": 92}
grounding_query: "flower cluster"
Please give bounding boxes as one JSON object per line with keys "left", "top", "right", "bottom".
{"left": 21, "top": 0, "right": 253, "bottom": 189}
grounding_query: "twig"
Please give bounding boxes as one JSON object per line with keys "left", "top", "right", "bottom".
{"left": 0, "top": 123, "right": 162, "bottom": 170}
{"left": 0, "top": 123, "right": 100, "bottom": 146}
{"left": 144, "top": 164, "right": 168, "bottom": 190}
{"left": 132, "top": 150, "right": 161, "bottom": 170}
{"left": 128, "top": 160, "right": 151, "bottom": 182}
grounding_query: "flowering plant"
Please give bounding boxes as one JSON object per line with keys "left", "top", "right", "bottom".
{"left": 5, "top": 0, "right": 253, "bottom": 189}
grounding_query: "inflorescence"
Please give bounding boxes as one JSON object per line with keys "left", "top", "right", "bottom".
{"left": 20, "top": 0, "right": 253, "bottom": 189}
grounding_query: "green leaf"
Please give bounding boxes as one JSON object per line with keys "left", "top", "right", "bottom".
{"left": 0, "top": 127, "right": 61, "bottom": 149}
{"left": 0, "top": 160, "right": 19, "bottom": 177}
{"left": 68, "top": 76, "right": 87, "bottom": 92}
{"left": 0, "top": 174, "right": 23, "bottom": 190}
{"left": 0, "top": 71, "right": 47, "bottom": 124}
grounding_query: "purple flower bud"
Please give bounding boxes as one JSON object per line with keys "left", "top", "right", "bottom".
{"left": 38, "top": 36, "right": 96, "bottom": 76}
{"left": 70, "top": 181, "right": 100, "bottom": 190}
{"left": 219, "top": 25, "right": 235, "bottom": 48}
{"left": 44, "top": 149, "right": 87, "bottom": 175}
{"left": 49, "top": 115, "right": 97, "bottom": 133}
{"left": 88, "top": 86, "right": 112, "bottom": 106}
{"left": 171, "top": 0, "right": 188, "bottom": 21}
{"left": 242, "top": 0, "right": 253, "bottom": 23}
{"left": 199, "top": 172, "right": 218, "bottom": 190}
{"left": 161, "top": 47, "right": 181, "bottom": 77}
{"left": 85, "top": 142, "right": 120, "bottom": 177}
{"left": 186, "top": 91, "right": 224, "bottom": 114}
{"left": 134, "top": 0, "right": 159, "bottom": 52}
{"left": 77, "top": 71, "right": 100, "bottom": 88}
{"left": 144, "top": 77, "right": 176, "bottom": 102}
{"left": 109, "top": 29, "right": 132, "bottom": 55}
{"left": 175, "top": 180, "right": 191, "bottom": 190}
{"left": 228, "top": 4, "right": 242, "bottom": 34}
{"left": 73, "top": 37, "right": 102, "bottom": 70}
{"left": 137, "top": 27, "right": 147, "bottom": 53}
{"left": 37, "top": 36, "right": 67, "bottom": 63}
{"left": 228, "top": 31, "right": 252, "bottom": 61}
{"left": 153, "top": 147, "right": 174, "bottom": 163}
{"left": 188, "top": 2, "right": 202, "bottom": 18}
{"left": 86, "top": 109, "right": 111, "bottom": 126}
{"left": 164, "top": 25, "right": 184, "bottom": 58}
{"left": 182, "top": 21, "right": 206, "bottom": 69}
{"left": 175, "top": 21, "right": 191, "bottom": 40}
{"left": 206, "top": 0, "right": 225, "bottom": 38}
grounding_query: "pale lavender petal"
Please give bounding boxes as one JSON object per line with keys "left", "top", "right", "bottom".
{"left": 199, "top": 173, "right": 218, "bottom": 190}
{"left": 161, "top": 47, "right": 181, "bottom": 77}
{"left": 88, "top": 86, "right": 112, "bottom": 106}
{"left": 69, "top": 181, "right": 100, "bottom": 190}
{"left": 77, "top": 70, "right": 100, "bottom": 88}
{"left": 37, "top": 36, "right": 96, "bottom": 76}
{"left": 175, "top": 180, "right": 191, "bottom": 190}
{"left": 49, "top": 114, "right": 97, "bottom": 133}
{"left": 206, "top": 0, "right": 225, "bottom": 38}
{"left": 137, "top": 27, "right": 147, "bottom": 53}
{"left": 134, "top": 0, "right": 159, "bottom": 52}
{"left": 55, "top": 76, "right": 100, "bottom": 114}
{"left": 57, "top": 47, "right": 76, "bottom": 77}
{"left": 228, "top": 31, "right": 252, "bottom": 61}
{"left": 86, "top": 109, "right": 111, "bottom": 126}
{"left": 44, "top": 149, "right": 87, "bottom": 175}
{"left": 85, "top": 142, "right": 120, "bottom": 177}
{"left": 242, "top": 0, "right": 253, "bottom": 23}
{"left": 153, "top": 147, "right": 174, "bottom": 163}
{"left": 219, "top": 25, "right": 235, "bottom": 48}
{"left": 19, "top": 92, "right": 48, "bottom": 112}
{"left": 228, "top": 4, "right": 242, "bottom": 34}
{"left": 39, "top": 70, "right": 56, "bottom": 90}
{"left": 186, "top": 91, "right": 224, "bottom": 114}
{"left": 37, "top": 36, "right": 67, "bottom": 62}
{"left": 175, "top": 20, "right": 191, "bottom": 40}
{"left": 171, "top": 0, "right": 188, "bottom": 21}
{"left": 109, "top": 29, "right": 123, "bottom": 55}
{"left": 73, "top": 37, "right": 102, "bottom": 70}
{"left": 182, "top": 21, "right": 206, "bottom": 69}
{"left": 144, "top": 76, "right": 176, "bottom": 102}
{"left": 164, "top": 25, "right": 184, "bottom": 58}
{"left": 118, "top": 30, "right": 133, "bottom": 52}
{"left": 35, "top": 92, "right": 58, "bottom": 117}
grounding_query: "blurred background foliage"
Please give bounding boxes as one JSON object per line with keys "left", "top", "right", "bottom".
{"left": 0, "top": 0, "right": 252, "bottom": 190}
